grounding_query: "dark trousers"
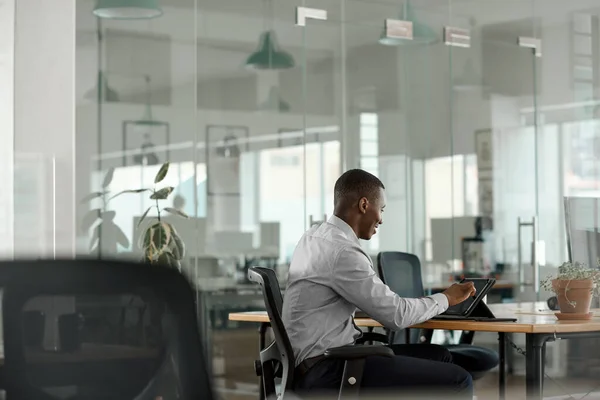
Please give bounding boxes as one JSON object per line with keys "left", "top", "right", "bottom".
{"left": 295, "top": 344, "right": 473, "bottom": 399}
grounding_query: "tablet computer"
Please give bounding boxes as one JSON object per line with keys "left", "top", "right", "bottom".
{"left": 440, "top": 278, "right": 495, "bottom": 317}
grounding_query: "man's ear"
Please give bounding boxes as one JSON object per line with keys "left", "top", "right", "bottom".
{"left": 358, "top": 197, "right": 368, "bottom": 214}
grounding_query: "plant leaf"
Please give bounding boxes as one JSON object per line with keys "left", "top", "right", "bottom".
{"left": 163, "top": 207, "right": 189, "bottom": 219}
{"left": 151, "top": 223, "right": 168, "bottom": 252}
{"left": 110, "top": 189, "right": 149, "bottom": 201}
{"left": 170, "top": 230, "right": 185, "bottom": 260}
{"left": 160, "top": 222, "right": 172, "bottom": 249}
{"left": 158, "top": 252, "right": 176, "bottom": 268}
{"left": 80, "top": 209, "right": 101, "bottom": 232}
{"left": 102, "top": 167, "right": 115, "bottom": 188}
{"left": 115, "top": 226, "right": 130, "bottom": 248}
{"left": 80, "top": 192, "right": 104, "bottom": 204}
{"left": 140, "top": 226, "right": 154, "bottom": 250}
{"left": 154, "top": 162, "right": 170, "bottom": 183}
{"left": 138, "top": 206, "right": 153, "bottom": 228}
{"left": 169, "top": 242, "right": 182, "bottom": 260}
{"left": 150, "top": 187, "right": 174, "bottom": 200}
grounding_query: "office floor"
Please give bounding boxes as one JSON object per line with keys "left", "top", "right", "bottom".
{"left": 216, "top": 373, "right": 600, "bottom": 400}
{"left": 213, "top": 329, "right": 600, "bottom": 400}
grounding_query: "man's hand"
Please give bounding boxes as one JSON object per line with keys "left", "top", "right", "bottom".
{"left": 442, "top": 282, "right": 476, "bottom": 306}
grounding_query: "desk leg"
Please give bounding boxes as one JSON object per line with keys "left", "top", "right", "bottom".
{"left": 258, "top": 322, "right": 269, "bottom": 400}
{"left": 507, "top": 332, "right": 514, "bottom": 375}
{"left": 498, "top": 332, "right": 506, "bottom": 400}
{"left": 525, "top": 333, "right": 546, "bottom": 400}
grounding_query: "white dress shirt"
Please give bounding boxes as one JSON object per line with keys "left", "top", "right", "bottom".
{"left": 282, "top": 215, "right": 449, "bottom": 366}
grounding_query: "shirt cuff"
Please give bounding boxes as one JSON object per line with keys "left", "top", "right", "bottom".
{"left": 430, "top": 293, "right": 449, "bottom": 313}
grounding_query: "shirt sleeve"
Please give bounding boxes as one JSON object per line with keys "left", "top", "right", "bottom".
{"left": 329, "top": 246, "right": 448, "bottom": 331}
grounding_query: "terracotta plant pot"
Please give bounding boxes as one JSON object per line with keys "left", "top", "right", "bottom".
{"left": 552, "top": 279, "right": 593, "bottom": 314}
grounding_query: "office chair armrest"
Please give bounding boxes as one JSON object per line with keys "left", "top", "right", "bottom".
{"left": 324, "top": 344, "right": 394, "bottom": 360}
{"left": 355, "top": 332, "right": 389, "bottom": 344}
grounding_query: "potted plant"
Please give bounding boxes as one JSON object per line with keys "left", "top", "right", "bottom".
{"left": 540, "top": 261, "right": 600, "bottom": 320}
{"left": 80, "top": 167, "right": 130, "bottom": 256}
{"left": 112, "top": 162, "right": 187, "bottom": 269}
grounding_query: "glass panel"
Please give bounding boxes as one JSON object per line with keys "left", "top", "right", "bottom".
{"left": 196, "top": 0, "right": 305, "bottom": 395}
{"left": 406, "top": 1, "right": 451, "bottom": 270}
{"left": 300, "top": 0, "right": 342, "bottom": 229}
{"left": 536, "top": 1, "right": 600, "bottom": 280}
{"left": 360, "top": 141, "right": 379, "bottom": 157}
{"left": 341, "top": 0, "right": 421, "bottom": 258}
{"left": 450, "top": 0, "right": 537, "bottom": 301}
{"left": 76, "top": 0, "right": 306, "bottom": 397}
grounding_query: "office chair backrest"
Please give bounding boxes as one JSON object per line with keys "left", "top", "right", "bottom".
{"left": 248, "top": 267, "right": 295, "bottom": 394}
{"left": 377, "top": 251, "right": 425, "bottom": 344}
{"left": 0, "top": 259, "right": 214, "bottom": 400}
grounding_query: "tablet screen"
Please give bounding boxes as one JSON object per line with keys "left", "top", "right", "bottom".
{"left": 443, "top": 278, "right": 492, "bottom": 316}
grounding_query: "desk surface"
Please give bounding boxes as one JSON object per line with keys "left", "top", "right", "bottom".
{"left": 228, "top": 302, "right": 600, "bottom": 334}
{"left": 424, "top": 280, "right": 514, "bottom": 291}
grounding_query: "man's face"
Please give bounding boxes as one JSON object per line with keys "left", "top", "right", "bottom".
{"left": 357, "top": 187, "right": 386, "bottom": 240}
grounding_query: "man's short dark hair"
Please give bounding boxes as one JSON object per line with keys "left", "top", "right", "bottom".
{"left": 334, "top": 169, "right": 385, "bottom": 208}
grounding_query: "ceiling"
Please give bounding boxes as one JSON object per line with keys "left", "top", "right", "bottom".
{"left": 76, "top": 0, "right": 600, "bottom": 103}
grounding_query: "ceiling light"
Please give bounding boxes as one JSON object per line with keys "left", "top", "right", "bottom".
{"left": 246, "top": 31, "right": 295, "bottom": 70}
{"left": 93, "top": 0, "right": 163, "bottom": 19}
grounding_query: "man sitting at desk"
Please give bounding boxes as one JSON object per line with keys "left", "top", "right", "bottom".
{"left": 282, "top": 169, "right": 477, "bottom": 398}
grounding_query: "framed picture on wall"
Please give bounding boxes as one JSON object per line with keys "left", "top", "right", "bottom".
{"left": 205, "top": 125, "right": 249, "bottom": 196}
{"left": 122, "top": 121, "right": 170, "bottom": 167}
{"left": 478, "top": 178, "right": 493, "bottom": 217}
{"left": 475, "top": 129, "right": 493, "bottom": 171}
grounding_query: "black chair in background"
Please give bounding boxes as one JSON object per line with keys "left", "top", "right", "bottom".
{"left": 248, "top": 266, "right": 393, "bottom": 400}
{"left": 1, "top": 259, "right": 214, "bottom": 400}
{"left": 377, "top": 251, "right": 499, "bottom": 380}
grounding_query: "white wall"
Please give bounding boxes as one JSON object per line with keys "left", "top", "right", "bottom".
{"left": 0, "top": 0, "right": 15, "bottom": 259}
{"left": 14, "top": 0, "right": 76, "bottom": 258}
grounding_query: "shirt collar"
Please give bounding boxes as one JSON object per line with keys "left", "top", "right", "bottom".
{"left": 328, "top": 215, "right": 360, "bottom": 244}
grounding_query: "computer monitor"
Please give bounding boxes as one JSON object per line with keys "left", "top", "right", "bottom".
{"left": 564, "top": 196, "right": 600, "bottom": 267}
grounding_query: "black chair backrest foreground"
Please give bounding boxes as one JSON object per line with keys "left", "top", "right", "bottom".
{"left": 377, "top": 251, "right": 427, "bottom": 344}
{"left": 248, "top": 266, "right": 394, "bottom": 400}
{"left": 0, "top": 259, "right": 214, "bottom": 400}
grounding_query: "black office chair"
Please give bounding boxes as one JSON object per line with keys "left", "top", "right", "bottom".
{"left": 248, "top": 266, "right": 393, "bottom": 400}
{"left": 377, "top": 251, "right": 499, "bottom": 380}
{"left": 1, "top": 259, "right": 214, "bottom": 400}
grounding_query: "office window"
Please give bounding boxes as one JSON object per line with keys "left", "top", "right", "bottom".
{"left": 360, "top": 113, "right": 379, "bottom": 177}
{"left": 359, "top": 113, "right": 380, "bottom": 252}
{"left": 260, "top": 141, "right": 340, "bottom": 262}
{"left": 571, "top": 13, "right": 598, "bottom": 120}
{"left": 424, "top": 155, "right": 478, "bottom": 261}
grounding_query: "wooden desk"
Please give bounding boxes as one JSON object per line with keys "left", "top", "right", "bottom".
{"left": 229, "top": 302, "right": 600, "bottom": 400}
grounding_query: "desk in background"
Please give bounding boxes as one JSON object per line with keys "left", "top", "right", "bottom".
{"left": 229, "top": 302, "right": 600, "bottom": 400}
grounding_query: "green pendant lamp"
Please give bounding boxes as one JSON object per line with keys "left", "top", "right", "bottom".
{"left": 379, "top": 0, "right": 437, "bottom": 46}
{"left": 93, "top": 0, "right": 163, "bottom": 19}
{"left": 246, "top": 30, "right": 295, "bottom": 70}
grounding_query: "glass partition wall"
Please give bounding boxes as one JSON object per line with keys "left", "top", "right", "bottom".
{"left": 71, "top": 0, "right": 600, "bottom": 396}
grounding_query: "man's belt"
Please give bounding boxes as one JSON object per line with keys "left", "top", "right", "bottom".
{"left": 296, "top": 354, "right": 326, "bottom": 376}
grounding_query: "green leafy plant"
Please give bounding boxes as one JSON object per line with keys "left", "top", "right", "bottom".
{"left": 540, "top": 260, "right": 600, "bottom": 307}
{"left": 112, "top": 162, "right": 187, "bottom": 268}
{"left": 80, "top": 167, "right": 129, "bottom": 254}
